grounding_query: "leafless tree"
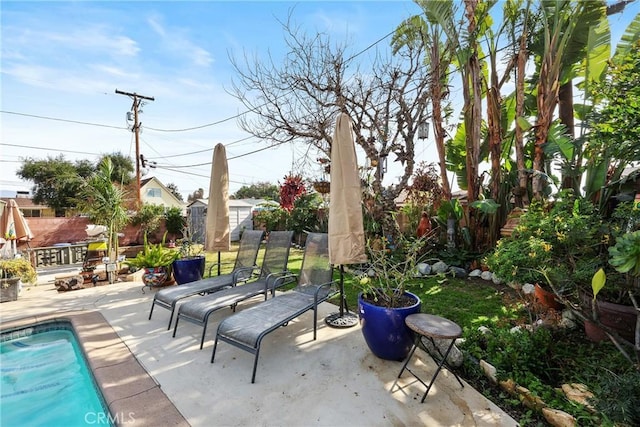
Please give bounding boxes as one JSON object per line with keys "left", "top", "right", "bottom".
{"left": 228, "top": 19, "right": 431, "bottom": 236}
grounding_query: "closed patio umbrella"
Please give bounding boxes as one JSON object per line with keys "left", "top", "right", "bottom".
{"left": 205, "top": 143, "right": 230, "bottom": 275}
{"left": 326, "top": 112, "right": 368, "bottom": 328}
{"left": 0, "top": 199, "right": 34, "bottom": 257}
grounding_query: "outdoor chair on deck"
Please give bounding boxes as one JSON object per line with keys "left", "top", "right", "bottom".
{"left": 148, "top": 230, "right": 265, "bottom": 330}
{"left": 173, "top": 230, "right": 295, "bottom": 349}
{"left": 211, "top": 232, "right": 337, "bottom": 383}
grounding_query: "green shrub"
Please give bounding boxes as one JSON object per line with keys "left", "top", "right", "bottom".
{"left": 592, "top": 370, "right": 640, "bottom": 426}
{"left": 131, "top": 204, "right": 165, "bottom": 235}
{"left": 0, "top": 257, "right": 37, "bottom": 284}
{"left": 123, "top": 232, "right": 178, "bottom": 269}
{"left": 164, "top": 206, "right": 185, "bottom": 236}
{"left": 484, "top": 191, "right": 602, "bottom": 293}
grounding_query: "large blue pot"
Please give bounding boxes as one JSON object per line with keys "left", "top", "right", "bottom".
{"left": 358, "top": 291, "right": 421, "bottom": 361}
{"left": 172, "top": 256, "right": 206, "bottom": 285}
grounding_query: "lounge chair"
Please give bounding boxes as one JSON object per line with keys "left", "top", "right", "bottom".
{"left": 172, "top": 230, "right": 295, "bottom": 349}
{"left": 211, "top": 232, "right": 337, "bottom": 383}
{"left": 148, "top": 230, "right": 265, "bottom": 330}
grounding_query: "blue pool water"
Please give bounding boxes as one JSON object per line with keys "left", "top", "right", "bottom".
{"left": 1, "top": 324, "right": 113, "bottom": 426}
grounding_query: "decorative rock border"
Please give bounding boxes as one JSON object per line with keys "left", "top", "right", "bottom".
{"left": 479, "top": 358, "right": 596, "bottom": 427}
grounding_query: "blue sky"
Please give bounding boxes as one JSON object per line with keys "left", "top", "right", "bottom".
{"left": 1, "top": 1, "right": 638, "bottom": 200}
{"left": 1, "top": 0, "right": 424, "bottom": 199}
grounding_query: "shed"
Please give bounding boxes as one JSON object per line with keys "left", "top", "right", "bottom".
{"left": 187, "top": 198, "right": 254, "bottom": 243}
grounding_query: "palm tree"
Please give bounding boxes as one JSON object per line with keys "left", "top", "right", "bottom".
{"left": 75, "top": 158, "right": 130, "bottom": 261}
{"left": 392, "top": 13, "right": 452, "bottom": 200}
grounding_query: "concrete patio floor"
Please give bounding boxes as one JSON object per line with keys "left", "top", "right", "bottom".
{"left": 1, "top": 274, "right": 518, "bottom": 427}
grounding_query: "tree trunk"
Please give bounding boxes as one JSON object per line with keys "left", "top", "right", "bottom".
{"left": 463, "top": 0, "right": 482, "bottom": 249}
{"left": 464, "top": 0, "right": 481, "bottom": 205}
{"left": 514, "top": 29, "right": 529, "bottom": 207}
{"left": 429, "top": 29, "right": 451, "bottom": 201}
{"left": 533, "top": 52, "right": 560, "bottom": 199}
{"left": 559, "top": 81, "right": 578, "bottom": 190}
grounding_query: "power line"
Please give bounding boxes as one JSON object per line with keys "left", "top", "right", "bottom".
{"left": 0, "top": 110, "right": 126, "bottom": 130}
{"left": 0, "top": 142, "right": 99, "bottom": 156}
{"left": 144, "top": 135, "right": 254, "bottom": 161}
{"left": 152, "top": 165, "right": 245, "bottom": 185}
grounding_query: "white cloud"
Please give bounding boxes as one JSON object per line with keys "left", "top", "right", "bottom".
{"left": 90, "top": 64, "right": 131, "bottom": 78}
{"left": 146, "top": 13, "right": 213, "bottom": 68}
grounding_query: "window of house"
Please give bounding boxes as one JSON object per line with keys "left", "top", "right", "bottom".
{"left": 146, "top": 188, "right": 161, "bottom": 198}
{"left": 22, "top": 209, "right": 41, "bottom": 218}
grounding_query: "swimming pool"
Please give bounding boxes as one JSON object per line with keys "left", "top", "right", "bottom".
{"left": 1, "top": 321, "right": 113, "bottom": 426}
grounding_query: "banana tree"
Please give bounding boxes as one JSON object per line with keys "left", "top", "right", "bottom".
{"left": 531, "top": 1, "right": 606, "bottom": 199}
{"left": 585, "top": 20, "right": 640, "bottom": 211}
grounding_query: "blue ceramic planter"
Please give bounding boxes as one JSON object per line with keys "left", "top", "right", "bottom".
{"left": 172, "top": 256, "right": 206, "bottom": 285}
{"left": 358, "top": 291, "right": 421, "bottom": 361}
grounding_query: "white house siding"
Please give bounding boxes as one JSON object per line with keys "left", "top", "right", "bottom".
{"left": 187, "top": 199, "right": 254, "bottom": 243}
{"left": 229, "top": 201, "right": 254, "bottom": 241}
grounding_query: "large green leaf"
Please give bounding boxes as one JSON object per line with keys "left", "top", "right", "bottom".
{"left": 470, "top": 198, "right": 500, "bottom": 214}
{"left": 583, "top": 14, "right": 611, "bottom": 85}
{"left": 557, "top": 1, "right": 607, "bottom": 82}
{"left": 542, "top": 121, "right": 574, "bottom": 160}
{"left": 573, "top": 103, "right": 593, "bottom": 121}
{"left": 591, "top": 268, "right": 606, "bottom": 299}
{"left": 446, "top": 122, "right": 468, "bottom": 190}
{"left": 584, "top": 157, "right": 609, "bottom": 200}
{"left": 613, "top": 12, "right": 640, "bottom": 59}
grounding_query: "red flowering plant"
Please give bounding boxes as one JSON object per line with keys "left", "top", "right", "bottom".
{"left": 279, "top": 174, "right": 306, "bottom": 212}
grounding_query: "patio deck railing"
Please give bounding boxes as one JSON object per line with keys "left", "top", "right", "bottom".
{"left": 28, "top": 243, "right": 89, "bottom": 269}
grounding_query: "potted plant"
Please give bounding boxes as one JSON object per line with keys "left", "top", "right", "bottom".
{"left": 123, "top": 232, "right": 179, "bottom": 288}
{"left": 171, "top": 228, "right": 206, "bottom": 285}
{"left": 0, "top": 257, "right": 37, "bottom": 302}
{"left": 586, "top": 230, "right": 640, "bottom": 348}
{"left": 357, "top": 234, "right": 430, "bottom": 361}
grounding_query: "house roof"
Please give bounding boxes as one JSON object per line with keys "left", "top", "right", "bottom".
{"left": 140, "top": 176, "right": 185, "bottom": 207}
{"left": 0, "top": 197, "right": 46, "bottom": 209}
{"left": 190, "top": 198, "right": 259, "bottom": 209}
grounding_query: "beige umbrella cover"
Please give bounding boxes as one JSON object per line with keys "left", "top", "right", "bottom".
{"left": 205, "top": 143, "right": 230, "bottom": 252}
{"left": 328, "top": 113, "right": 367, "bottom": 265}
{"left": 0, "top": 199, "right": 34, "bottom": 256}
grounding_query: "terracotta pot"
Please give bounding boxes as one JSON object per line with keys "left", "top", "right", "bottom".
{"left": 580, "top": 292, "right": 637, "bottom": 343}
{"left": 534, "top": 284, "right": 563, "bottom": 310}
{"left": 584, "top": 320, "right": 609, "bottom": 342}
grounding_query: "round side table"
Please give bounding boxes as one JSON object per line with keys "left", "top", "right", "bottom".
{"left": 397, "top": 313, "right": 464, "bottom": 402}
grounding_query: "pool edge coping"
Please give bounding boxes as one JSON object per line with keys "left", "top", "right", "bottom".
{"left": 1, "top": 311, "right": 189, "bottom": 427}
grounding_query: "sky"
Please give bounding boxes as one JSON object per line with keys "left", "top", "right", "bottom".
{"left": 1, "top": 0, "right": 427, "bottom": 200}
{"left": 1, "top": 1, "right": 639, "bottom": 201}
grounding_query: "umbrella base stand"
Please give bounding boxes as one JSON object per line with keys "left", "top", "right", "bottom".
{"left": 325, "top": 311, "right": 359, "bottom": 328}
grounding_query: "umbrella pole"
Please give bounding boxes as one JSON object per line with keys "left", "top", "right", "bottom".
{"left": 217, "top": 252, "right": 221, "bottom": 276}
{"left": 325, "top": 265, "right": 358, "bottom": 328}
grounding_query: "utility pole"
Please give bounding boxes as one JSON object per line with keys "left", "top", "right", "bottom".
{"left": 115, "top": 89, "right": 155, "bottom": 207}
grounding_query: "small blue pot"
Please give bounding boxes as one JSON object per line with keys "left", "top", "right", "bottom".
{"left": 358, "top": 291, "right": 421, "bottom": 361}
{"left": 172, "top": 256, "right": 206, "bottom": 285}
